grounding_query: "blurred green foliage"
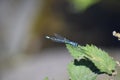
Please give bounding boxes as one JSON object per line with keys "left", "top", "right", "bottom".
{"left": 44, "top": 77, "right": 49, "bottom": 80}
{"left": 69, "top": 0, "right": 100, "bottom": 12}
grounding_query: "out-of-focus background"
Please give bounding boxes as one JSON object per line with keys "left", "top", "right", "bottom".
{"left": 0, "top": 0, "right": 120, "bottom": 80}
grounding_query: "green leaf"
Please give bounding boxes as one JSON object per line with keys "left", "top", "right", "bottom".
{"left": 68, "top": 62, "right": 97, "bottom": 80}
{"left": 66, "top": 44, "right": 116, "bottom": 75}
{"left": 81, "top": 44, "right": 116, "bottom": 74}
{"left": 66, "top": 44, "right": 85, "bottom": 59}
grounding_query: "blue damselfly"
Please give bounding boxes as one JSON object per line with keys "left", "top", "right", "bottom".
{"left": 46, "top": 34, "right": 78, "bottom": 47}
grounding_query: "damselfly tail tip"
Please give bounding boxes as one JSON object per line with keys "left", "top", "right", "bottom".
{"left": 45, "top": 36, "right": 50, "bottom": 39}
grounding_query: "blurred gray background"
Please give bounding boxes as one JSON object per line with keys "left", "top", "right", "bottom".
{"left": 0, "top": 0, "right": 120, "bottom": 80}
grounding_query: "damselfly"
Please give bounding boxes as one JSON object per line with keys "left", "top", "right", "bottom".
{"left": 46, "top": 34, "right": 78, "bottom": 47}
